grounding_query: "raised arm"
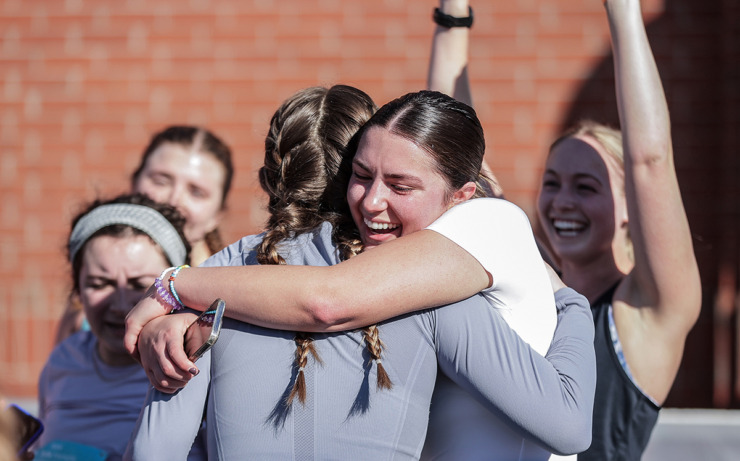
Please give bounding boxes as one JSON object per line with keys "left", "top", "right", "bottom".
{"left": 428, "top": 0, "right": 473, "bottom": 105}
{"left": 427, "top": 0, "right": 502, "bottom": 197}
{"left": 608, "top": 0, "right": 700, "bottom": 399}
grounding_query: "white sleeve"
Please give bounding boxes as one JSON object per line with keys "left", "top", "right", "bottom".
{"left": 427, "top": 198, "right": 557, "bottom": 355}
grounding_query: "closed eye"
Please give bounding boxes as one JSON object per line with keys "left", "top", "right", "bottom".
{"left": 130, "top": 278, "right": 154, "bottom": 292}
{"left": 85, "top": 277, "right": 113, "bottom": 290}
{"left": 351, "top": 169, "right": 371, "bottom": 182}
{"left": 189, "top": 185, "right": 208, "bottom": 199}
{"left": 391, "top": 184, "right": 413, "bottom": 193}
{"left": 542, "top": 179, "right": 559, "bottom": 189}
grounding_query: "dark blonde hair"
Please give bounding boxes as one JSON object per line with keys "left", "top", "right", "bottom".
{"left": 256, "top": 85, "right": 387, "bottom": 406}
{"left": 550, "top": 119, "right": 624, "bottom": 170}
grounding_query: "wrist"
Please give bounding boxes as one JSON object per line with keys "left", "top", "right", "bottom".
{"left": 154, "top": 265, "right": 189, "bottom": 312}
{"left": 439, "top": 0, "right": 469, "bottom": 17}
{"left": 433, "top": 6, "right": 474, "bottom": 28}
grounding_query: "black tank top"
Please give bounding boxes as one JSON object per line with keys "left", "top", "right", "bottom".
{"left": 579, "top": 285, "right": 660, "bottom": 461}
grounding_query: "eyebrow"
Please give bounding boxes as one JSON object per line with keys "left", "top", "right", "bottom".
{"left": 353, "top": 158, "right": 425, "bottom": 183}
{"left": 544, "top": 169, "right": 604, "bottom": 184}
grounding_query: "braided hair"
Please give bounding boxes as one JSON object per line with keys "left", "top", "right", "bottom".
{"left": 256, "top": 85, "right": 391, "bottom": 406}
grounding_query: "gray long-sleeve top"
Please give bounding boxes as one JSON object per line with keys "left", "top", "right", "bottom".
{"left": 126, "top": 221, "right": 595, "bottom": 460}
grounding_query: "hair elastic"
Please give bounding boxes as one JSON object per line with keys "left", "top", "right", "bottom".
{"left": 69, "top": 203, "right": 187, "bottom": 266}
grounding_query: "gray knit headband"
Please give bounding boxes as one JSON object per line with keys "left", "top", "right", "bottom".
{"left": 69, "top": 203, "right": 187, "bottom": 266}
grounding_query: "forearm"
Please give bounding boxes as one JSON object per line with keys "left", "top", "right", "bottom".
{"left": 427, "top": 0, "right": 473, "bottom": 105}
{"left": 435, "top": 288, "right": 595, "bottom": 454}
{"left": 175, "top": 230, "right": 490, "bottom": 332}
{"left": 124, "top": 355, "right": 211, "bottom": 461}
{"left": 608, "top": 0, "right": 670, "bottom": 161}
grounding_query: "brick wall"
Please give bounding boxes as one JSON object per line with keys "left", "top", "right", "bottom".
{"left": 1, "top": 0, "right": 736, "bottom": 407}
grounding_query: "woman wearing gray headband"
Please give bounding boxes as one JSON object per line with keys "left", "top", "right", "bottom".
{"left": 35, "top": 193, "right": 202, "bottom": 460}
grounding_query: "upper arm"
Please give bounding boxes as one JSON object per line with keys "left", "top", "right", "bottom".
{"left": 624, "top": 157, "right": 701, "bottom": 330}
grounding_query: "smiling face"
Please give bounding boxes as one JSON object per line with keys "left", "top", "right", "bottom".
{"left": 537, "top": 135, "right": 627, "bottom": 265}
{"left": 78, "top": 234, "right": 169, "bottom": 365}
{"left": 347, "top": 126, "right": 472, "bottom": 249}
{"left": 133, "top": 142, "right": 226, "bottom": 246}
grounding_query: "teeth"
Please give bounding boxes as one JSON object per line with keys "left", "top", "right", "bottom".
{"left": 364, "top": 218, "right": 399, "bottom": 230}
{"left": 553, "top": 220, "right": 585, "bottom": 231}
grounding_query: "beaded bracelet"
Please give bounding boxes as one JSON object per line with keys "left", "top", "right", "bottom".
{"left": 168, "top": 264, "right": 190, "bottom": 308}
{"left": 154, "top": 267, "right": 181, "bottom": 311}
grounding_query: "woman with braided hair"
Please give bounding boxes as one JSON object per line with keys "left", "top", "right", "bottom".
{"left": 126, "top": 88, "right": 595, "bottom": 460}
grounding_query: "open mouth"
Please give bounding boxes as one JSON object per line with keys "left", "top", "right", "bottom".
{"left": 552, "top": 219, "right": 586, "bottom": 237}
{"left": 364, "top": 218, "right": 400, "bottom": 234}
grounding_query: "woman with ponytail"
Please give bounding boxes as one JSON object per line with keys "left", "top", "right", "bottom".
{"left": 126, "top": 88, "right": 595, "bottom": 460}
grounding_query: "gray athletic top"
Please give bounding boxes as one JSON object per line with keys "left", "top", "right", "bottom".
{"left": 126, "top": 222, "right": 595, "bottom": 460}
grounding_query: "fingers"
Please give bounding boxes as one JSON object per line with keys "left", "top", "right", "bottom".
{"left": 167, "top": 334, "right": 198, "bottom": 378}
{"left": 143, "top": 345, "right": 192, "bottom": 393}
{"left": 146, "top": 364, "right": 191, "bottom": 394}
{"left": 138, "top": 313, "right": 199, "bottom": 392}
{"left": 123, "top": 314, "right": 142, "bottom": 357}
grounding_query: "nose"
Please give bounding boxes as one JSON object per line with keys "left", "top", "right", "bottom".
{"left": 163, "top": 183, "right": 185, "bottom": 209}
{"left": 110, "top": 287, "right": 135, "bottom": 315}
{"left": 362, "top": 180, "right": 388, "bottom": 214}
{"left": 551, "top": 187, "right": 576, "bottom": 211}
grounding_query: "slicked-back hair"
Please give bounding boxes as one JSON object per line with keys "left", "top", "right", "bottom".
{"left": 355, "top": 90, "right": 489, "bottom": 201}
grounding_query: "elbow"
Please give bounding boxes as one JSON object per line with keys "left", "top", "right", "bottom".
{"left": 301, "top": 294, "right": 354, "bottom": 332}
{"left": 549, "top": 417, "right": 593, "bottom": 456}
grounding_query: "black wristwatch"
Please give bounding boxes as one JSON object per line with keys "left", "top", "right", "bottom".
{"left": 433, "top": 6, "right": 474, "bottom": 28}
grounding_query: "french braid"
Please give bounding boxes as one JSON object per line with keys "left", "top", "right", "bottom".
{"left": 258, "top": 85, "right": 394, "bottom": 406}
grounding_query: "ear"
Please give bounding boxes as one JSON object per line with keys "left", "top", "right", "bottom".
{"left": 619, "top": 206, "right": 629, "bottom": 230}
{"left": 451, "top": 181, "right": 477, "bottom": 205}
{"left": 616, "top": 193, "right": 629, "bottom": 230}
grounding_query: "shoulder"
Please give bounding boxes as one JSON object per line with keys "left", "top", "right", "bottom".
{"left": 278, "top": 222, "right": 341, "bottom": 266}
{"left": 40, "top": 331, "right": 96, "bottom": 382}
{"left": 201, "top": 232, "right": 266, "bottom": 267}
{"left": 428, "top": 198, "right": 531, "bottom": 234}
{"left": 426, "top": 198, "right": 540, "bottom": 274}
{"left": 48, "top": 331, "right": 96, "bottom": 364}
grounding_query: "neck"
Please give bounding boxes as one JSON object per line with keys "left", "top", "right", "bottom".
{"left": 189, "top": 240, "right": 213, "bottom": 266}
{"left": 559, "top": 252, "right": 626, "bottom": 304}
{"left": 96, "top": 343, "right": 137, "bottom": 367}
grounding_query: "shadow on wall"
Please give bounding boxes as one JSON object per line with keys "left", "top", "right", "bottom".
{"left": 557, "top": 0, "right": 739, "bottom": 408}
